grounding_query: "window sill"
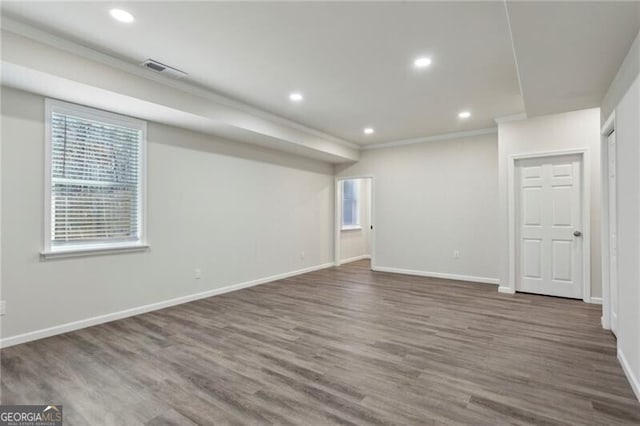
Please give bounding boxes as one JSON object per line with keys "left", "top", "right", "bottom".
{"left": 341, "top": 225, "right": 363, "bottom": 231}
{"left": 41, "top": 243, "right": 150, "bottom": 260}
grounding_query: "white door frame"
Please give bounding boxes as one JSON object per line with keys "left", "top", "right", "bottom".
{"left": 334, "top": 175, "right": 375, "bottom": 268}
{"left": 507, "top": 148, "right": 591, "bottom": 302}
{"left": 600, "top": 112, "right": 616, "bottom": 329}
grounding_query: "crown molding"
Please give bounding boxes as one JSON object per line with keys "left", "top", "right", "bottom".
{"left": 0, "top": 15, "right": 359, "bottom": 150}
{"left": 361, "top": 127, "right": 498, "bottom": 150}
{"left": 494, "top": 113, "right": 527, "bottom": 124}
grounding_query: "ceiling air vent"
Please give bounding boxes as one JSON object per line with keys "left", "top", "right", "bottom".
{"left": 141, "top": 59, "right": 187, "bottom": 79}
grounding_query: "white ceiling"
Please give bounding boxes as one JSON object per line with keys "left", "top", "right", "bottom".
{"left": 507, "top": 1, "right": 640, "bottom": 117}
{"left": 2, "top": 2, "right": 639, "bottom": 147}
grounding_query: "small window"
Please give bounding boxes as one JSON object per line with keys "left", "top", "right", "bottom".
{"left": 341, "top": 179, "right": 361, "bottom": 230}
{"left": 43, "top": 99, "right": 147, "bottom": 257}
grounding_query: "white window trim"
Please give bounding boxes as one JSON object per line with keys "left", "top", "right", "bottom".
{"left": 42, "top": 99, "right": 148, "bottom": 258}
{"left": 341, "top": 224, "right": 362, "bottom": 231}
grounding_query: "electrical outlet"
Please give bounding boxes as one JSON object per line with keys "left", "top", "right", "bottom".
{"left": 453, "top": 250, "right": 460, "bottom": 259}
{"left": 0, "top": 301, "right": 6, "bottom": 316}
{"left": 300, "top": 251, "right": 305, "bottom": 260}
{"left": 194, "top": 268, "right": 202, "bottom": 280}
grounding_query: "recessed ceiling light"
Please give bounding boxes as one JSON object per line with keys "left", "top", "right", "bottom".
{"left": 413, "top": 57, "right": 432, "bottom": 69}
{"left": 458, "top": 111, "right": 471, "bottom": 119}
{"left": 363, "top": 127, "right": 375, "bottom": 135}
{"left": 110, "top": 9, "right": 135, "bottom": 23}
{"left": 289, "top": 92, "right": 303, "bottom": 102}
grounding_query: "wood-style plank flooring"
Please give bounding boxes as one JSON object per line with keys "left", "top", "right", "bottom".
{"left": 1, "top": 260, "right": 639, "bottom": 425}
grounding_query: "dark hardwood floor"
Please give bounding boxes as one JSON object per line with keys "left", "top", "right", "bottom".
{"left": 1, "top": 260, "right": 639, "bottom": 425}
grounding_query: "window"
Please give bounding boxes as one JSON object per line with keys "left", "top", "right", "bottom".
{"left": 341, "top": 179, "right": 361, "bottom": 230}
{"left": 43, "top": 99, "right": 147, "bottom": 257}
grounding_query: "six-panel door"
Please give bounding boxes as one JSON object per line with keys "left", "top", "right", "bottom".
{"left": 516, "top": 155, "right": 583, "bottom": 299}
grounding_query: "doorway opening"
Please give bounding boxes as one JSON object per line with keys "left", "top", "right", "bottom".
{"left": 601, "top": 113, "right": 617, "bottom": 333}
{"left": 334, "top": 176, "right": 374, "bottom": 267}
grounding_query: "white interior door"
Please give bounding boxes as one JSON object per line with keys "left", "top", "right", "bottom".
{"left": 516, "top": 155, "right": 583, "bottom": 299}
{"left": 608, "top": 133, "right": 618, "bottom": 334}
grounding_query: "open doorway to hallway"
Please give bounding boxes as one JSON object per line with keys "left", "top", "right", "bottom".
{"left": 335, "top": 177, "right": 373, "bottom": 266}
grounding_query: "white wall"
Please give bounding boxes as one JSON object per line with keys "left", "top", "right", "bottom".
{"left": 601, "top": 28, "right": 640, "bottom": 399}
{"left": 339, "top": 178, "right": 371, "bottom": 263}
{"left": 613, "top": 75, "right": 640, "bottom": 399}
{"left": 0, "top": 87, "right": 335, "bottom": 344}
{"left": 497, "top": 109, "right": 602, "bottom": 297}
{"left": 602, "top": 30, "right": 640, "bottom": 124}
{"left": 336, "top": 133, "right": 500, "bottom": 283}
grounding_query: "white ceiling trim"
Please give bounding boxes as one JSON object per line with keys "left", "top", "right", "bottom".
{"left": 361, "top": 127, "right": 498, "bottom": 151}
{"left": 2, "top": 60, "right": 359, "bottom": 163}
{"left": 503, "top": 1, "right": 526, "bottom": 116}
{"left": 1, "top": 16, "right": 360, "bottom": 150}
{"left": 494, "top": 113, "right": 527, "bottom": 124}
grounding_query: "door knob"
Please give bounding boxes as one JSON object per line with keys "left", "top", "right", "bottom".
{"left": 573, "top": 230, "right": 582, "bottom": 237}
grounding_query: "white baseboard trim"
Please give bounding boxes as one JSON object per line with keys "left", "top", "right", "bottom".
{"left": 498, "top": 286, "right": 516, "bottom": 294}
{"left": 0, "top": 262, "right": 334, "bottom": 349}
{"left": 372, "top": 266, "right": 499, "bottom": 285}
{"left": 618, "top": 349, "right": 640, "bottom": 402}
{"left": 339, "top": 254, "right": 371, "bottom": 265}
{"left": 589, "top": 297, "right": 603, "bottom": 305}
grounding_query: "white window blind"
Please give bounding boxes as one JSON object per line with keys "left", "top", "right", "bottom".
{"left": 45, "top": 100, "right": 146, "bottom": 255}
